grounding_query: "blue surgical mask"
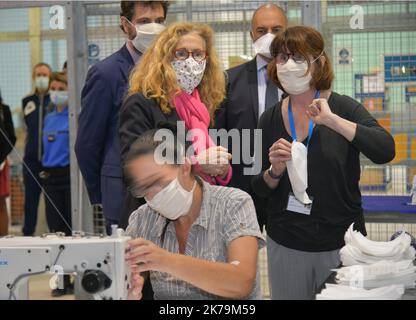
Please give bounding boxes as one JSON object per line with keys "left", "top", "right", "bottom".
{"left": 35, "top": 76, "right": 49, "bottom": 90}
{"left": 50, "top": 90, "right": 68, "bottom": 106}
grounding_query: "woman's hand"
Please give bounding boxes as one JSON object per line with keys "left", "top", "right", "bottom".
{"left": 306, "top": 98, "right": 337, "bottom": 127}
{"left": 125, "top": 238, "right": 172, "bottom": 273}
{"left": 127, "top": 270, "right": 144, "bottom": 300}
{"left": 197, "top": 146, "right": 231, "bottom": 177}
{"left": 268, "top": 138, "right": 292, "bottom": 175}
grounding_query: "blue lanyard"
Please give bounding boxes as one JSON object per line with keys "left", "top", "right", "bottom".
{"left": 288, "top": 90, "right": 320, "bottom": 147}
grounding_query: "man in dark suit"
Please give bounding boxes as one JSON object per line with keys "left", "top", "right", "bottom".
{"left": 215, "top": 4, "right": 288, "bottom": 231}
{"left": 75, "top": 1, "right": 169, "bottom": 234}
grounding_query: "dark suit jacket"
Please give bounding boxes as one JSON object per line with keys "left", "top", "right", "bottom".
{"left": 21, "top": 92, "right": 50, "bottom": 166}
{"left": 75, "top": 45, "right": 136, "bottom": 221}
{"left": 215, "top": 58, "right": 284, "bottom": 230}
{"left": 118, "top": 93, "right": 181, "bottom": 228}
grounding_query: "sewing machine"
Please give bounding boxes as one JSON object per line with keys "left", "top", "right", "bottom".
{"left": 0, "top": 227, "right": 131, "bottom": 300}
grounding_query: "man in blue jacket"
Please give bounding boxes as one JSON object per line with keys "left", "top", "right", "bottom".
{"left": 22, "top": 62, "right": 51, "bottom": 236}
{"left": 75, "top": 1, "right": 169, "bottom": 234}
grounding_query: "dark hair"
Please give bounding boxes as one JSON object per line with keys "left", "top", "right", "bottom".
{"left": 120, "top": 1, "right": 170, "bottom": 32}
{"left": 268, "top": 26, "right": 334, "bottom": 91}
{"left": 124, "top": 121, "right": 193, "bottom": 177}
{"left": 50, "top": 72, "right": 68, "bottom": 86}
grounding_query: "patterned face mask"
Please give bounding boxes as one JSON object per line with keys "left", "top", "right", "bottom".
{"left": 172, "top": 58, "right": 206, "bottom": 94}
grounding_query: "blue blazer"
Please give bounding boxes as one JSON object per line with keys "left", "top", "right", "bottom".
{"left": 75, "top": 44, "right": 136, "bottom": 221}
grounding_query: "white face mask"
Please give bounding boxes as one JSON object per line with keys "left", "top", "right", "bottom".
{"left": 35, "top": 76, "right": 49, "bottom": 90}
{"left": 276, "top": 59, "right": 312, "bottom": 95}
{"left": 172, "top": 58, "right": 206, "bottom": 94}
{"left": 50, "top": 90, "right": 68, "bottom": 106}
{"left": 129, "top": 22, "right": 166, "bottom": 53}
{"left": 286, "top": 141, "right": 312, "bottom": 204}
{"left": 145, "top": 178, "right": 197, "bottom": 220}
{"left": 252, "top": 33, "right": 275, "bottom": 59}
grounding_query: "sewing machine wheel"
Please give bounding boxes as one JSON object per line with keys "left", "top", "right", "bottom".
{"left": 81, "top": 270, "right": 112, "bottom": 294}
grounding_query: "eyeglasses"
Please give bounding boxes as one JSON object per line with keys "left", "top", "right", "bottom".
{"left": 275, "top": 52, "right": 323, "bottom": 65}
{"left": 275, "top": 53, "right": 307, "bottom": 65}
{"left": 173, "top": 48, "right": 208, "bottom": 62}
{"left": 127, "top": 178, "right": 171, "bottom": 199}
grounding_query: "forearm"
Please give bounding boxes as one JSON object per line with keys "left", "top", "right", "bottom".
{"left": 326, "top": 114, "right": 357, "bottom": 142}
{"left": 326, "top": 113, "right": 395, "bottom": 164}
{"left": 166, "top": 253, "right": 254, "bottom": 299}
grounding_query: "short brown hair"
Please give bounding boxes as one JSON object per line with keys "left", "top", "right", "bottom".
{"left": 50, "top": 72, "right": 67, "bottom": 86}
{"left": 32, "top": 62, "right": 52, "bottom": 78}
{"left": 268, "top": 26, "right": 334, "bottom": 91}
{"left": 120, "top": 1, "right": 170, "bottom": 32}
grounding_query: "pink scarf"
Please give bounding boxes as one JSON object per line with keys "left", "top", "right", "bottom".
{"left": 173, "top": 89, "right": 232, "bottom": 186}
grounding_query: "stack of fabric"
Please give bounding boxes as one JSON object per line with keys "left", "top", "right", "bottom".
{"left": 316, "top": 284, "right": 405, "bottom": 300}
{"left": 334, "top": 260, "right": 416, "bottom": 289}
{"left": 340, "top": 224, "right": 416, "bottom": 266}
{"left": 317, "top": 224, "right": 416, "bottom": 300}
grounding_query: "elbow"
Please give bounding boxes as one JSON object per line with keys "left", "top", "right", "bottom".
{"left": 224, "top": 272, "right": 256, "bottom": 299}
{"left": 373, "top": 137, "right": 396, "bottom": 164}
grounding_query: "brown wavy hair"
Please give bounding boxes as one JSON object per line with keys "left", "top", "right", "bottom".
{"left": 268, "top": 26, "right": 334, "bottom": 91}
{"left": 128, "top": 22, "right": 225, "bottom": 120}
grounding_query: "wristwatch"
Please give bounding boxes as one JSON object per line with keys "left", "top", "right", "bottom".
{"left": 267, "top": 165, "right": 284, "bottom": 180}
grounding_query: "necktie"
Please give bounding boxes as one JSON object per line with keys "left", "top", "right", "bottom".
{"left": 265, "top": 67, "right": 280, "bottom": 110}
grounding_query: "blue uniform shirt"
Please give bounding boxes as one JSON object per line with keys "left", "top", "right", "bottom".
{"left": 42, "top": 106, "right": 70, "bottom": 168}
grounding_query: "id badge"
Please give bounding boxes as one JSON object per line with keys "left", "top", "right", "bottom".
{"left": 286, "top": 192, "right": 313, "bottom": 216}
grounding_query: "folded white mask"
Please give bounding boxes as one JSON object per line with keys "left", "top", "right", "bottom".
{"left": 286, "top": 141, "right": 312, "bottom": 204}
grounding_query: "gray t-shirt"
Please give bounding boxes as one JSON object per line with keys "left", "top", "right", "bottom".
{"left": 126, "top": 178, "right": 266, "bottom": 300}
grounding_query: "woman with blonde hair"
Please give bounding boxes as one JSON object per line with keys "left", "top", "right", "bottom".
{"left": 119, "top": 22, "right": 232, "bottom": 227}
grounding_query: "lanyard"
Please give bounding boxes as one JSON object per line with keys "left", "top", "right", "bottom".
{"left": 288, "top": 90, "right": 320, "bottom": 147}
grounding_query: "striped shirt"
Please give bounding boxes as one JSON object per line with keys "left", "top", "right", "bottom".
{"left": 126, "top": 178, "right": 266, "bottom": 300}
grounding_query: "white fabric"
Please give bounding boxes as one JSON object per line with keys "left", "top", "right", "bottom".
{"left": 252, "top": 33, "right": 275, "bottom": 59}
{"left": 316, "top": 284, "right": 405, "bottom": 300}
{"left": 131, "top": 23, "right": 165, "bottom": 53}
{"left": 276, "top": 59, "right": 312, "bottom": 95}
{"left": 34, "top": 76, "right": 49, "bottom": 90}
{"left": 145, "top": 179, "right": 196, "bottom": 220}
{"left": 340, "top": 224, "right": 416, "bottom": 266}
{"left": 286, "top": 141, "right": 312, "bottom": 204}
{"left": 333, "top": 260, "right": 416, "bottom": 289}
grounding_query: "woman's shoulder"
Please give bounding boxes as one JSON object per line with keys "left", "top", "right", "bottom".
{"left": 121, "top": 92, "right": 162, "bottom": 117}
{"left": 123, "top": 92, "right": 158, "bottom": 108}
{"left": 126, "top": 204, "right": 161, "bottom": 238}
{"left": 328, "top": 91, "right": 362, "bottom": 114}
